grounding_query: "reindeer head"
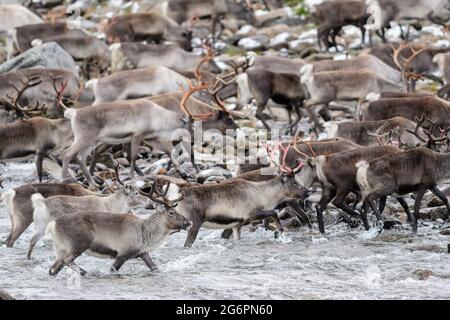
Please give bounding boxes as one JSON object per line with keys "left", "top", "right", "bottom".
{"left": 406, "top": 114, "right": 450, "bottom": 152}
{"left": 139, "top": 178, "right": 191, "bottom": 233}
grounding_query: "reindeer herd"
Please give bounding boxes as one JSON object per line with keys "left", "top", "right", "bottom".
{"left": 0, "top": 0, "right": 449, "bottom": 279}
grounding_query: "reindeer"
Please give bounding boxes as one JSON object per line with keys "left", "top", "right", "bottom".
{"left": 370, "top": 0, "right": 448, "bottom": 40}
{"left": 110, "top": 42, "right": 221, "bottom": 73}
{"left": 88, "top": 90, "right": 239, "bottom": 176}
{"left": 313, "top": 0, "right": 371, "bottom": 50}
{"left": 99, "top": 11, "right": 192, "bottom": 51}
{"left": 61, "top": 98, "right": 193, "bottom": 188}
{"left": 235, "top": 137, "right": 362, "bottom": 175}
{"left": 308, "top": 54, "right": 402, "bottom": 83}
{"left": 31, "top": 34, "right": 111, "bottom": 65}
{"left": 152, "top": 161, "right": 303, "bottom": 247}
{"left": 300, "top": 66, "right": 405, "bottom": 126}
{"left": 356, "top": 147, "right": 450, "bottom": 232}
{"left": 324, "top": 116, "right": 426, "bottom": 148}
{"left": 87, "top": 66, "right": 192, "bottom": 105}
{"left": 236, "top": 56, "right": 308, "bottom": 132}
{"left": 0, "top": 68, "right": 88, "bottom": 118}
{"left": 168, "top": 0, "right": 256, "bottom": 37}
{"left": 8, "top": 22, "right": 85, "bottom": 57}
{"left": 1, "top": 182, "right": 94, "bottom": 248}
{"left": 27, "top": 169, "right": 145, "bottom": 259}
{"left": 158, "top": 168, "right": 312, "bottom": 237}
{"left": 361, "top": 96, "right": 450, "bottom": 130}
{"left": 365, "top": 43, "right": 449, "bottom": 91}
{"left": 47, "top": 189, "right": 191, "bottom": 276}
{"left": 296, "top": 145, "right": 411, "bottom": 233}
{"left": 433, "top": 52, "right": 450, "bottom": 85}
{"left": 86, "top": 53, "right": 242, "bottom": 179}
{"left": 0, "top": 117, "right": 74, "bottom": 181}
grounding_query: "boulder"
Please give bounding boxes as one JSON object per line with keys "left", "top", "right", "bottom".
{"left": 0, "top": 4, "right": 43, "bottom": 32}
{"left": 0, "top": 42, "right": 79, "bottom": 76}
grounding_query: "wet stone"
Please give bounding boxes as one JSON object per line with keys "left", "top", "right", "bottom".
{"left": 439, "top": 229, "right": 450, "bottom": 236}
{"left": 429, "top": 208, "right": 448, "bottom": 221}
{"left": 383, "top": 220, "right": 402, "bottom": 230}
{"left": 410, "top": 244, "right": 445, "bottom": 253}
{"left": 412, "top": 269, "right": 434, "bottom": 280}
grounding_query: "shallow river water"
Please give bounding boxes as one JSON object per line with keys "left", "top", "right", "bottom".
{"left": 1, "top": 162, "right": 450, "bottom": 300}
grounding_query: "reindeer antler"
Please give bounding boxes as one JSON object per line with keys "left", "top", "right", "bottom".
{"left": 49, "top": 74, "right": 83, "bottom": 110}
{"left": 0, "top": 76, "right": 47, "bottom": 118}
{"left": 139, "top": 178, "right": 184, "bottom": 208}
{"left": 391, "top": 43, "right": 427, "bottom": 84}
{"left": 407, "top": 114, "right": 448, "bottom": 148}
{"left": 265, "top": 142, "right": 303, "bottom": 174}
{"left": 179, "top": 47, "right": 249, "bottom": 120}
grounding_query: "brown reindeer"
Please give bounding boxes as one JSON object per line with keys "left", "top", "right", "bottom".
{"left": 0, "top": 117, "right": 74, "bottom": 181}
{"left": 99, "top": 12, "right": 192, "bottom": 51}
{"left": 356, "top": 147, "right": 450, "bottom": 232}
{"left": 1, "top": 182, "right": 94, "bottom": 248}
{"left": 47, "top": 187, "right": 191, "bottom": 276}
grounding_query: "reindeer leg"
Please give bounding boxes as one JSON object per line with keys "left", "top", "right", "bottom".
{"left": 431, "top": 187, "right": 450, "bottom": 220}
{"left": 285, "top": 199, "right": 312, "bottom": 229}
{"left": 396, "top": 196, "right": 413, "bottom": 222}
{"left": 77, "top": 147, "right": 97, "bottom": 189}
{"left": 68, "top": 262, "right": 87, "bottom": 276}
{"left": 62, "top": 140, "right": 92, "bottom": 181}
{"left": 287, "top": 106, "right": 293, "bottom": 134}
{"left": 232, "top": 226, "right": 242, "bottom": 241}
{"left": 140, "top": 252, "right": 158, "bottom": 271}
{"left": 255, "top": 209, "right": 283, "bottom": 235}
{"left": 360, "top": 200, "right": 371, "bottom": 230}
{"left": 221, "top": 229, "right": 233, "bottom": 239}
{"left": 89, "top": 144, "right": 111, "bottom": 175}
{"left": 49, "top": 259, "right": 65, "bottom": 276}
{"left": 35, "top": 153, "right": 45, "bottom": 182}
{"left": 6, "top": 223, "right": 27, "bottom": 248}
{"left": 360, "top": 24, "right": 366, "bottom": 47}
{"left": 289, "top": 103, "right": 303, "bottom": 133}
{"left": 303, "top": 101, "right": 322, "bottom": 133}
{"left": 332, "top": 189, "right": 361, "bottom": 219}
{"left": 27, "top": 230, "right": 45, "bottom": 260}
{"left": 130, "top": 135, "right": 144, "bottom": 178}
{"left": 255, "top": 100, "right": 272, "bottom": 130}
{"left": 315, "top": 187, "right": 336, "bottom": 233}
{"left": 399, "top": 24, "right": 406, "bottom": 40}
{"left": 110, "top": 256, "right": 130, "bottom": 273}
{"left": 367, "top": 195, "right": 383, "bottom": 225}
{"left": 378, "top": 196, "right": 387, "bottom": 214}
{"left": 412, "top": 189, "right": 426, "bottom": 233}
{"left": 184, "top": 219, "right": 202, "bottom": 248}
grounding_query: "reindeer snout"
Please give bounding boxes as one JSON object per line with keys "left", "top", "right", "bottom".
{"left": 184, "top": 220, "right": 193, "bottom": 230}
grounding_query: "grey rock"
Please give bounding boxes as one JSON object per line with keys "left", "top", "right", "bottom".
{"left": 0, "top": 42, "right": 78, "bottom": 76}
{"left": 412, "top": 269, "right": 434, "bottom": 280}
{"left": 410, "top": 244, "right": 445, "bottom": 253}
